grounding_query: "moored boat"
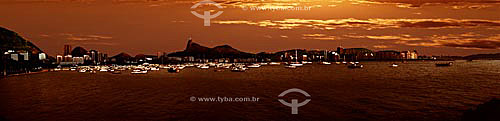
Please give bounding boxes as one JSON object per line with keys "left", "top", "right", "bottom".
{"left": 320, "top": 62, "right": 331, "bottom": 65}
{"left": 198, "top": 65, "right": 210, "bottom": 69}
{"left": 231, "top": 67, "right": 246, "bottom": 72}
{"left": 347, "top": 64, "right": 363, "bottom": 68}
{"left": 79, "top": 69, "right": 87, "bottom": 73}
{"left": 150, "top": 67, "right": 160, "bottom": 71}
{"left": 131, "top": 69, "right": 148, "bottom": 74}
{"left": 436, "top": 62, "right": 453, "bottom": 67}
{"left": 112, "top": 71, "right": 122, "bottom": 74}
{"left": 168, "top": 68, "right": 180, "bottom": 73}
{"left": 247, "top": 64, "right": 261, "bottom": 68}
{"left": 390, "top": 63, "right": 398, "bottom": 67}
{"left": 290, "top": 62, "right": 303, "bottom": 67}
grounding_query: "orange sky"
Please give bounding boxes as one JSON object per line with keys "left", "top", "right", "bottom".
{"left": 0, "top": 0, "right": 499, "bottom": 56}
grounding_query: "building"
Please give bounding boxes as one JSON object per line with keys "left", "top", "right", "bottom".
{"left": 64, "top": 55, "right": 73, "bottom": 62}
{"left": 341, "top": 48, "right": 374, "bottom": 61}
{"left": 89, "top": 50, "right": 99, "bottom": 65}
{"left": 73, "top": 57, "right": 84, "bottom": 64}
{"left": 400, "top": 50, "right": 418, "bottom": 59}
{"left": 38, "top": 53, "right": 47, "bottom": 60}
{"left": 56, "top": 55, "right": 63, "bottom": 64}
{"left": 375, "top": 50, "right": 402, "bottom": 60}
{"left": 63, "top": 45, "right": 72, "bottom": 56}
{"left": 410, "top": 50, "right": 418, "bottom": 59}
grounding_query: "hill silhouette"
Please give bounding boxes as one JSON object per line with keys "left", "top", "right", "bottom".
{"left": 0, "top": 27, "right": 43, "bottom": 53}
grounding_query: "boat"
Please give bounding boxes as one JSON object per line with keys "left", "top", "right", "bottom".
{"left": 269, "top": 62, "right": 281, "bottom": 65}
{"left": 290, "top": 50, "right": 303, "bottom": 67}
{"left": 177, "top": 66, "right": 186, "bottom": 70}
{"left": 347, "top": 64, "right": 363, "bottom": 68}
{"left": 168, "top": 68, "right": 180, "bottom": 73}
{"left": 131, "top": 69, "right": 148, "bottom": 74}
{"left": 198, "top": 65, "right": 210, "bottom": 69}
{"left": 214, "top": 69, "right": 224, "bottom": 72}
{"left": 150, "top": 67, "right": 160, "bottom": 71}
{"left": 112, "top": 71, "right": 122, "bottom": 74}
{"left": 436, "top": 62, "right": 453, "bottom": 67}
{"left": 285, "top": 65, "right": 297, "bottom": 69}
{"left": 247, "top": 64, "right": 261, "bottom": 68}
{"left": 390, "top": 63, "right": 398, "bottom": 67}
{"left": 231, "top": 67, "right": 246, "bottom": 72}
{"left": 335, "top": 62, "right": 341, "bottom": 65}
{"left": 290, "top": 62, "right": 303, "bottom": 67}
{"left": 89, "top": 70, "right": 97, "bottom": 74}
{"left": 320, "top": 62, "right": 331, "bottom": 65}
{"left": 99, "top": 68, "right": 108, "bottom": 72}
{"left": 79, "top": 69, "right": 87, "bottom": 73}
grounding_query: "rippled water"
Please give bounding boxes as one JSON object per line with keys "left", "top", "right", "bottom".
{"left": 1, "top": 61, "right": 499, "bottom": 121}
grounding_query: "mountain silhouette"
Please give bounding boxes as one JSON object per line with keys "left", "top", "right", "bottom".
{"left": 465, "top": 53, "right": 500, "bottom": 60}
{"left": 0, "top": 27, "right": 43, "bottom": 53}
{"left": 71, "top": 46, "right": 88, "bottom": 57}
{"left": 112, "top": 52, "right": 132, "bottom": 59}
{"left": 169, "top": 39, "right": 254, "bottom": 58}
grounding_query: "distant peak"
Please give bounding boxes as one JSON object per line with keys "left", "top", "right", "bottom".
{"left": 214, "top": 45, "right": 233, "bottom": 48}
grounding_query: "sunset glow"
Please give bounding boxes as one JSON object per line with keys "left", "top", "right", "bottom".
{"left": 0, "top": 0, "right": 498, "bottom": 55}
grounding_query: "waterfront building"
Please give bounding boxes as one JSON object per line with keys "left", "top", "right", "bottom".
{"left": 400, "top": 50, "right": 419, "bottom": 59}
{"left": 375, "top": 50, "right": 402, "bottom": 60}
{"left": 73, "top": 57, "right": 84, "bottom": 64}
{"left": 56, "top": 55, "right": 63, "bottom": 64}
{"left": 63, "top": 45, "right": 72, "bottom": 56}
{"left": 89, "top": 50, "right": 99, "bottom": 65}
{"left": 10, "top": 54, "right": 18, "bottom": 61}
{"left": 38, "top": 53, "right": 46, "bottom": 60}
{"left": 410, "top": 50, "right": 418, "bottom": 59}
{"left": 19, "top": 52, "right": 29, "bottom": 61}
{"left": 64, "top": 55, "right": 73, "bottom": 62}
{"left": 341, "top": 48, "right": 374, "bottom": 61}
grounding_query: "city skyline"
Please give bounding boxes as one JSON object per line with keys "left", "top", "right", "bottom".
{"left": 0, "top": 0, "right": 499, "bottom": 56}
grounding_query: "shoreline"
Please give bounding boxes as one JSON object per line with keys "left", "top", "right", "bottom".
{"left": 1, "top": 69, "right": 49, "bottom": 78}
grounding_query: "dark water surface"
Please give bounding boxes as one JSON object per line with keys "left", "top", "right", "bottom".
{"left": 1, "top": 61, "right": 499, "bottom": 121}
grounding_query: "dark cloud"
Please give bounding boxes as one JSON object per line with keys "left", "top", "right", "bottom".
{"left": 442, "top": 40, "right": 500, "bottom": 49}
{"left": 398, "top": 21, "right": 459, "bottom": 28}
{"left": 215, "top": 19, "right": 500, "bottom": 30}
{"left": 369, "top": 0, "right": 500, "bottom": 6}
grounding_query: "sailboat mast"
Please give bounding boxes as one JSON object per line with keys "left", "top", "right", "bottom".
{"left": 295, "top": 50, "right": 298, "bottom": 63}
{"left": 325, "top": 50, "right": 327, "bottom": 61}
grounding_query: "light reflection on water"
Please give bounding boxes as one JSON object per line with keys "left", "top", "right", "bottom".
{"left": 0, "top": 61, "right": 499, "bottom": 121}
